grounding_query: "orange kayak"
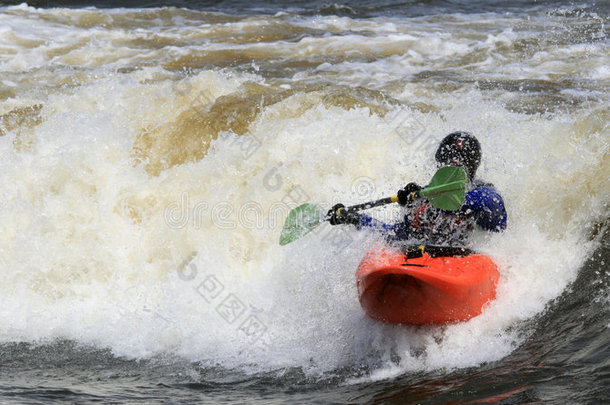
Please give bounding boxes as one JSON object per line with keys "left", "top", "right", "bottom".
{"left": 356, "top": 248, "right": 500, "bottom": 325}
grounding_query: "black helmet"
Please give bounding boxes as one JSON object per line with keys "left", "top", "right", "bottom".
{"left": 435, "top": 131, "right": 481, "bottom": 181}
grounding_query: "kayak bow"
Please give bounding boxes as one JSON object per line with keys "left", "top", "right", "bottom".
{"left": 356, "top": 248, "right": 499, "bottom": 325}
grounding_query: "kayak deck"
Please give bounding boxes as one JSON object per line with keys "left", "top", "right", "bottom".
{"left": 356, "top": 250, "right": 499, "bottom": 325}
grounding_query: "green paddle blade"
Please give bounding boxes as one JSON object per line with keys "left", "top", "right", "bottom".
{"left": 279, "top": 203, "right": 324, "bottom": 246}
{"left": 420, "top": 166, "right": 466, "bottom": 211}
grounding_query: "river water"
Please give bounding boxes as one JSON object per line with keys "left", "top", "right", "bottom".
{"left": 0, "top": 1, "right": 608, "bottom": 403}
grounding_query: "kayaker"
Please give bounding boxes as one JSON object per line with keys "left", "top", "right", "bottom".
{"left": 327, "top": 131, "right": 507, "bottom": 247}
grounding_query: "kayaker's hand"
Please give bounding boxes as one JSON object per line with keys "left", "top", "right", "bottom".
{"left": 327, "top": 203, "right": 360, "bottom": 226}
{"left": 397, "top": 182, "right": 422, "bottom": 206}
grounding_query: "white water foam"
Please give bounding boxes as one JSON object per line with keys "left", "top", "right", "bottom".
{"left": 0, "top": 5, "right": 607, "bottom": 380}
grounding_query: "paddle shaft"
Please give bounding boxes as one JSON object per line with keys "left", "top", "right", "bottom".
{"left": 332, "top": 194, "right": 415, "bottom": 219}
{"left": 344, "top": 195, "right": 399, "bottom": 213}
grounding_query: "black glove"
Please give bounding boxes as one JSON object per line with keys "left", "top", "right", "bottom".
{"left": 397, "top": 182, "right": 422, "bottom": 206}
{"left": 327, "top": 203, "right": 361, "bottom": 226}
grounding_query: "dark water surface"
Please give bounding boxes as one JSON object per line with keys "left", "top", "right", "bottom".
{"left": 1, "top": 0, "right": 609, "bottom": 16}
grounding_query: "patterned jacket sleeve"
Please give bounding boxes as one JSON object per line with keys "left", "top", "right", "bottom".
{"left": 355, "top": 213, "right": 410, "bottom": 242}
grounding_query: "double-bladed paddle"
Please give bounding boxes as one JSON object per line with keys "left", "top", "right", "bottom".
{"left": 279, "top": 166, "right": 467, "bottom": 246}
